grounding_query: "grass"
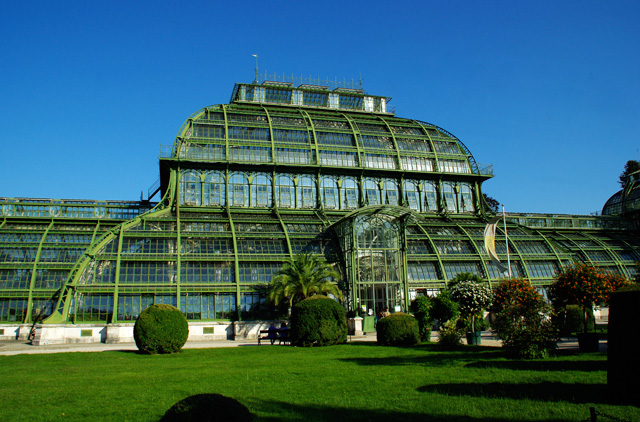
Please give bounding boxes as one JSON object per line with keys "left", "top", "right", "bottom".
{"left": 0, "top": 342, "right": 637, "bottom": 422}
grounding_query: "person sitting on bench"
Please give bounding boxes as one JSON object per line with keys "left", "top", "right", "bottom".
{"left": 278, "top": 322, "right": 289, "bottom": 344}
{"left": 267, "top": 323, "right": 278, "bottom": 345}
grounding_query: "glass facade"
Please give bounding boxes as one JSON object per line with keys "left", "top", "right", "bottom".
{"left": 0, "top": 79, "right": 639, "bottom": 326}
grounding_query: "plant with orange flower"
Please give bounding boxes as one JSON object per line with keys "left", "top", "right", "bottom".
{"left": 548, "top": 263, "right": 629, "bottom": 333}
{"left": 491, "top": 278, "right": 541, "bottom": 314}
{"left": 491, "top": 278, "right": 557, "bottom": 359}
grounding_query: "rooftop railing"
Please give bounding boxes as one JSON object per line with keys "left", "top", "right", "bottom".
{"left": 506, "top": 212, "right": 633, "bottom": 230}
{"left": 0, "top": 198, "right": 156, "bottom": 220}
{"left": 477, "top": 163, "right": 494, "bottom": 176}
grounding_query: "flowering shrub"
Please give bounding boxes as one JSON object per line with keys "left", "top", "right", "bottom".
{"left": 548, "top": 263, "right": 629, "bottom": 333}
{"left": 491, "top": 278, "right": 541, "bottom": 314}
{"left": 437, "top": 318, "right": 465, "bottom": 348}
{"left": 549, "top": 264, "right": 627, "bottom": 309}
{"left": 490, "top": 278, "right": 558, "bottom": 359}
{"left": 449, "top": 281, "right": 492, "bottom": 332}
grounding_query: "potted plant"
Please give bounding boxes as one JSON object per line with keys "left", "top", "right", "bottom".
{"left": 549, "top": 263, "right": 629, "bottom": 352}
{"left": 449, "top": 279, "right": 493, "bottom": 345}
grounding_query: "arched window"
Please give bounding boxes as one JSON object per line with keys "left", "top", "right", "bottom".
{"left": 251, "top": 173, "right": 272, "bottom": 207}
{"left": 229, "top": 172, "right": 249, "bottom": 207}
{"left": 442, "top": 182, "right": 458, "bottom": 213}
{"left": 381, "top": 179, "right": 399, "bottom": 206}
{"left": 276, "top": 174, "right": 295, "bottom": 208}
{"left": 320, "top": 176, "right": 339, "bottom": 209}
{"left": 363, "top": 178, "right": 380, "bottom": 206}
{"left": 181, "top": 171, "right": 200, "bottom": 206}
{"left": 403, "top": 180, "right": 421, "bottom": 211}
{"left": 459, "top": 183, "right": 474, "bottom": 213}
{"left": 423, "top": 181, "right": 438, "bottom": 212}
{"left": 203, "top": 171, "right": 225, "bottom": 206}
{"left": 340, "top": 177, "right": 358, "bottom": 209}
{"left": 297, "top": 175, "right": 316, "bottom": 209}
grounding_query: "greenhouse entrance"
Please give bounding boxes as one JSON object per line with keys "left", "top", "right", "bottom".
{"left": 358, "top": 282, "right": 402, "bottom": 316}
{"left": 335, "top": 209, "right": 407, "bottom": 316}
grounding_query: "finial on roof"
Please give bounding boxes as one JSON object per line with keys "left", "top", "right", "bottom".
{"left": 252, "top": 54, "right": 259, "bottom": 83}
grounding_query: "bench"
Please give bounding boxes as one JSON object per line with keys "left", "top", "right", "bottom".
{"left": 258, "top": 328, "right": 290, "bottom": 345}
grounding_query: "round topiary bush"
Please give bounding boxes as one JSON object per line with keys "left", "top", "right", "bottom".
{"left": 160, "top": 393, "right": 253, "bottom": 422}
{"left": 134, "top": 304, "right": 189, "bottom": 354}
{"left": 376, "top": 312, "right": 420, "bottom": 346}
{"left": 289, "top": 296, "right": 347, "bottom": 347}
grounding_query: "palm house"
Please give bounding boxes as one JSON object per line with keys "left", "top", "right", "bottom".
{"left": 1, "top": 74, "right": 639, "bottom": 344}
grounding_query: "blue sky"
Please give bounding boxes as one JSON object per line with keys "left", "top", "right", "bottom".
{"left": 1, "top": 1, "right": 638, "bottom": 214}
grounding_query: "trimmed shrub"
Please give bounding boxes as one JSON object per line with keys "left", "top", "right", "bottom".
{"left": 134, "top": 304, "right": 189, "bottom": 354}
{"left": 161, "top": 393, "right": 253, "bottom": 422}
{"left": 608, "top": 289, "right": 640, "bottom": 405}
{"left": 289, "top": 296, "right": 347, "bottom": 347}
{"left": 376, "top": 312, "right": 420, "bottom": 346}
{"left": 430, "top": 290, "right": 459, "bottom": 329}
{"left": 409, "top": 295, "right": 432, "bottom": 342}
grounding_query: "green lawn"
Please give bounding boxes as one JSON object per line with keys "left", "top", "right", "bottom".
{"left": 0, "top": 342, "right": 636, "bottom": 422}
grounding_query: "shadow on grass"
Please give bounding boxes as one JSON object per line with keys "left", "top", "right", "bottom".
{"left": 246, "top": 399, "right": 540, "bottom": 422}
{"left": 338, "top": 343, "right": 505, "bottom": 367}
{"left": 417, "top": 381, "right": 608, "bottom": 404}
{"left": 466, "top": 359, "right": 606, "bottom": 372}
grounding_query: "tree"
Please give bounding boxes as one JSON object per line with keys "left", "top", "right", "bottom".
{"left": 267, "top": 253, "right": 343, "bottom": 307}
{"left": 483, "top": 193, "right": 500, "bottom": 212}
{"left": 449, "top": 280, "right": 493, "bottom": 333}
{"left": 548, "top": 263, "right": 629, "bottom": 333}
{"left": 491, "top": 278, "right": 541, "bottom": 315}
{"left": 490, "top": 278, "right": 557, "bottom": 359}
{"left": 449, "top": 271, "right": 483, "bottom": 287}
{"left": 618, "top": 160, "right": 640, "bottom": 187}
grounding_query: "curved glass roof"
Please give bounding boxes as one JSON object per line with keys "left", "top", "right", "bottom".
{"left": 165, "top": 91, "right": 493, "bottom": 179}
{"left": 603, "top": 171, "right": 640, "bottom": 220}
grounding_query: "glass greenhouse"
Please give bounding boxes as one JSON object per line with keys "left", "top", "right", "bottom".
{"left": 1, "top": 75, "right": 639, "bottom": 343}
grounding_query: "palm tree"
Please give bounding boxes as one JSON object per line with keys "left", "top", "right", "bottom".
{"left": 267, "top": 253, "right": 343, "bottom": 307}
{"left": 448, "top": 271, "right": 484, "bottom": 287}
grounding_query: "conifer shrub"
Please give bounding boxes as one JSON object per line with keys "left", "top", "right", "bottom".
{"left": 133, "top": 304, "right": 189, "bottom": 354}
{"left": 410, "top": 295, "right": 432, "bottom": 342}
{"left": 430, "top": 290, "right": 459, "bottom": 329}
{"left": 554, "top": 304, "right": 585, "bottom": 336}
{"left": 161, "top": 393, "right": 253, "bottom": 422}
{"left": 289, "top": 296, "right": 347, "bottom": 347}
{"left": 376, "top": 312, "right": 420, "bottom": 346}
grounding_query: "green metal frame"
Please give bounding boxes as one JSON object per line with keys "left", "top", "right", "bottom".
{"left": 0, "top": 79, "right": 639, "bottom": 326}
